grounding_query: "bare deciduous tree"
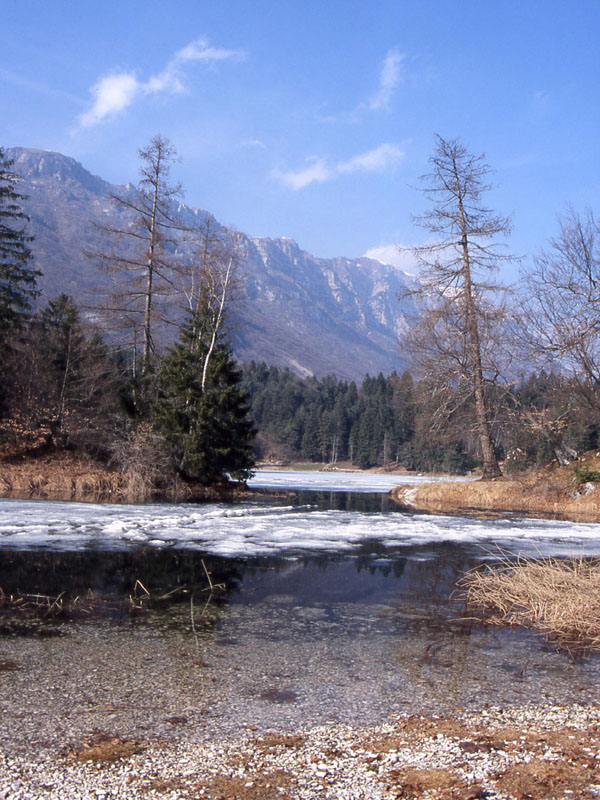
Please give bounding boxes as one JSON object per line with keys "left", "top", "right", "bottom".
{"left": 89, "top": 135, "right": 185, "bottom": 376}
{"left": 177, "top": 219, "right": 245, "bottom": 391}
{"left": 519, "top": 208, "right": 600, "bottom": 411}
{"left": 404, "top": 135, "right": 515, "bottom": 478}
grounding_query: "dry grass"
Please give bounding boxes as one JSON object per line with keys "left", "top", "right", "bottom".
{"left": 206, "top": 769, "right": 294, "bottom": 800}
{"left": 392, "top": 468, "right": 600, "bottom": 521}
{"left": 495, "top": 758, "right": 599, "bottom": 800}
{"left": 0, "top": 451, "right": 242, "bottom": 503}
{"left": 387, "top": 766, "right": 463, "bottom": 797}
{"left": 460, "top": 556, "right": 600, "bottom": 653}
{"left": 0, "top": 453, "right": 124, "bottom": 502}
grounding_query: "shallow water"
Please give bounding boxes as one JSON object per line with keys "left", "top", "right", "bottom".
{"left": 1, "top": 470, "right": 600, "bottom": 751}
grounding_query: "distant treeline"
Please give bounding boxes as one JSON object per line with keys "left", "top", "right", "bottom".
{"left": 2, "top": 290, "right": 597, "bottom": 480}
{"left": 241, "top": 362, "right": 599, "bottom": 474}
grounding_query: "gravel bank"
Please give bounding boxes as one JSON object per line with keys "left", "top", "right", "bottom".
{"left": 2, "top": 586, "right": 600, "bottom": 798}
{"left": 2, "top": 704, "right": 600, "bottom": 799}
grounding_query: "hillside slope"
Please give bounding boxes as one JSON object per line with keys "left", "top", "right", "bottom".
{"left": 7, "top": 147, "right": 415, "bottom": 380}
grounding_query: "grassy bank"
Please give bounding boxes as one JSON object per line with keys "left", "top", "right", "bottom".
{"left": 391, "top": 460, "right": 600, "bottom": 522}
{"left": 0, "top": 452, "right": 244, "bottom": 504}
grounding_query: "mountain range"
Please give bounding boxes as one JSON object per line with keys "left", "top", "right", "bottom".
{"left": 6, "top": 147, "right": 415, "bottom": 381}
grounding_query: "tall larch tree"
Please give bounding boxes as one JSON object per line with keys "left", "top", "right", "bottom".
{"left": 406, "top": 135, "right": 514, "bottom": 479}
{"left": 90, "top": 135, "right": 184, "bottom": 377}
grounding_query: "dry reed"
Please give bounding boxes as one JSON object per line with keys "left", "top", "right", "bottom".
{"left": 391, "top": 465, "right": 600, "bottom": 521}
{"left": 459, "top": 556, "right": 600, "bottom": 654}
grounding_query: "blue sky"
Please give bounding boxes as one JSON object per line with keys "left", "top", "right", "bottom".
{"left": 2, "top": 0, "right": 599, "bottom": 279}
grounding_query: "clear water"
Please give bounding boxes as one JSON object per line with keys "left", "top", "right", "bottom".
{"left": 1, "top": 470, "right": 600, "bottom": 751}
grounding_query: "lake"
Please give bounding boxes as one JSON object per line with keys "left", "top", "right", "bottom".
{"left": 1, "top": 469, "right": 600, "bottom": 754}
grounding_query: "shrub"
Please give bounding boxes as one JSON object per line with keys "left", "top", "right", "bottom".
{"left": 574, "top": 465, "right": 600, "bottom": 485}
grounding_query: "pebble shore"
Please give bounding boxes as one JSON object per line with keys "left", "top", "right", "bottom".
{"left": 3, "top": 703, "right": 600, "bottom": 799}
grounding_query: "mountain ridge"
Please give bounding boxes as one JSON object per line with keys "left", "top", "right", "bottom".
{"left": 6, "top": 146, "right": 414, "bottom": 381}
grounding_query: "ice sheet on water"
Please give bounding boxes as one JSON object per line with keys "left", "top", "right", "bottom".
{"left": 1, "top": 493, "right": 600, "bottom": 558}
{"left": 247, "top": 469, "right": 470, "bottom": 493}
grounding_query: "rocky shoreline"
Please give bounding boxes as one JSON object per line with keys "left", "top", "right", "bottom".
{"left": 3, "top": 703, "right": 600, "bottom": 799}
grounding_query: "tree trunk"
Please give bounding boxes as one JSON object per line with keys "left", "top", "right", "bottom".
{"left": 142, "top": 166, "right": 159, "bottom": 375}
{"left": 200, "top": 253, "right": 234, "bottom": 392}
{"left": 455, "top": 172, "right": 502, "bottom": 479}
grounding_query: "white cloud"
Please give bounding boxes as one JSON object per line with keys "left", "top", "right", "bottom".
{"left": 363, "top": 244, "right": 419, "bottom": 274}
{"left": 79, "top": 72, "right": 140, "bottom": 127}
{"left": 368, "top": 49, "right": 404, "bottom": 111}
{"left": 175, "top": 39, "right": 243, "bottom": 63}
{"left": 273, "top": 158, "right": 332, "bottom": 190}
{"left": 274, "top": 143, "right": 405, "bottom": 190}
{"left": 321, "top": 48, "right": 407, "bottom": 124}
{"left": 78, "top": 37, "right": 244, "bottom": 128}
{"left": 241, "top": 138, "right": 268, "bottom": 150}
{"left": 338, "top": 143, "right": 405, "bottom": 174}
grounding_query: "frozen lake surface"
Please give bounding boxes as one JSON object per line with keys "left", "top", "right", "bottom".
{"left": 0, "top": 469, "right": 599, "bottom": 557}
{"left": 247, "top": 468, "right": 470, "bottom": 493}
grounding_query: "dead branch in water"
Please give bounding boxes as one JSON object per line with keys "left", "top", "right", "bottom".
{"left": 0, "top": 567, "right": 226, "bottom": 621}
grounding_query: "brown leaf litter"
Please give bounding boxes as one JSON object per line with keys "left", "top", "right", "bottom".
{"left": 66, "top": 731, "right": 146, "bottom": 763}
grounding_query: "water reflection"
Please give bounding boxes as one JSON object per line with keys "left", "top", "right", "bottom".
{"left": 1, "top": 542, "right": 600, "bottom": 749}
{"left": 288, "top": 490, "right": 398, "bottom": 512}
{"left": 0, "top": 544, "right": 480, "bottom": 611}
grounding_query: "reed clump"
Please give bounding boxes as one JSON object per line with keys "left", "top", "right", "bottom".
{"left": 459, "top": 556, "right": 600, "bottom": 654}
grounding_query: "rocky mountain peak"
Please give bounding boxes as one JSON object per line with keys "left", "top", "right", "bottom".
{"left": 6, "top": 146, "right": 413, "bottom": 380}
{"left": 6, "top": 147, "right": 110, "bottom": 196}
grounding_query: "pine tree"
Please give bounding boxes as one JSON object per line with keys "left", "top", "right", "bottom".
{"left": 300, "top": 404, "right": 321, "bottom": 461}
{"left": 155, "top": 309, "right": 255, "bottom": 484}
{"left": 0, "top": 148, "right": 40, "bottom": 342}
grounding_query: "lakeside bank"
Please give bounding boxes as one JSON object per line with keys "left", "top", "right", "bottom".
{"left": 4, "top": 450, "right": 600, "bottom": 525}
{"left": 0, "top": 452, "right": 251, "bottom": 504}
{"left": 391, "top": 465, "right": 600, "bottom": 523}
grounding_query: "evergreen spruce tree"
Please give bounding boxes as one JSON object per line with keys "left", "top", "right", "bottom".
{"left": 37, "top": 294, "right": 86, "bottom": 435}
{"left": 392, "top": 370, "right": 415, "bottom": 447}
{"left": 0, "top": 148, "right": 40, "bottom": 342}
{"left": 155, "top": 310, "right": 255, "bottom": 484}
{"left": 300, "top": 404, "right": 321, "bottom": 461}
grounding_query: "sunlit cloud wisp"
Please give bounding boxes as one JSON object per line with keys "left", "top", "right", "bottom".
{"left": 368, "top": 49, "right": 404, "bottom": 111}
{"left": 274, "top": 143, "right": 405, "bottom": 190}
{"left": 78, "top": 37, "right": 244, "bottom": 128}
